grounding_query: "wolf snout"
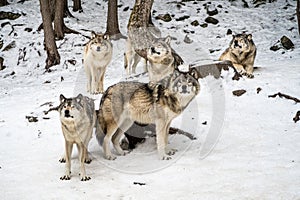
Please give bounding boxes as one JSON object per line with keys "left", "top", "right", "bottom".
{"left": 96, "top": 46, "right": 101, "bottom": 52}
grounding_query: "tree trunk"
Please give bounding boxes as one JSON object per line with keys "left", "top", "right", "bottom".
{"left": 53, "top": 0, "right": 79, "bottom": 40}
{"left": 297, "top": 0, "right": 300, "bottom": 35}
{"left": 105, "top": 0, "right": 124, "bottom": 40}
{"left": 127, "top": 0, "right": 154, "bottom": 58}
{"left": 64, "top": 0, "right": 74, "bottom": 18}
{"left": 39, "top": 0, "right": 60, "bottom": 70}
{"left": 0, "top": 0, "right": 9, "bottom": 7}
{"left": 54, "top": 0, "right": 64, "bottom": 39}
{"left": 73, "top": 0, "right": 82, "bottom": 12}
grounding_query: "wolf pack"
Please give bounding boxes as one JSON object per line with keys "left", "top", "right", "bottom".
{"left": 55, "top": 24, "right": 257, "bottom": 181}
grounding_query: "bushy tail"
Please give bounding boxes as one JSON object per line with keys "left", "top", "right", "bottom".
{"left": 95, "top": 110, "right": 105, "bottom": 146}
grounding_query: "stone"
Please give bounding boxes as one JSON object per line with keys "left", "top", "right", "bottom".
{"left": 155, "top": 13, "right": 172, "bottom": 22}
{"left": 280, "top": 35, "right": 294, "bottom": 50}
{"left": 205, "top": 16, "right": 219, "bottom": 25}
{"left": 0, "top": 11, "right": 21, "bottom": 20}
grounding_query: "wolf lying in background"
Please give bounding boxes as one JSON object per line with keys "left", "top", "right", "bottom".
{"left": 84, "top": 31, "right": 112, "bottom": 94}
{"left": 58, "top": 94, "right": 96, "bottom": 181}
{"left": 219, "top": 33, "right": 256, "bottom": 78}
{"left": 95, "top": 68, "right": 200, "bottom": 160}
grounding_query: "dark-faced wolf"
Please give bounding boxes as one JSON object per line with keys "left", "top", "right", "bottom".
{"left": 95, "top": 69, "right": 200, "bottom": 160}
{"left": 219, "top": 33, "right": 256, "bottom": 78}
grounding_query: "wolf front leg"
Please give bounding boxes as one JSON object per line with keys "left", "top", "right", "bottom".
{"left": 164, "top": 122, "right": 178, "bottom": 156}
{"left": 232, "top": 63, "right": 246, "bottom": 74}
{"left": 97, "top": 68, "right": 105, "bottom": 94}
{"left": 244, "top": 64, "right": 254, "bottom": 78}
{"left": 103, "top": 125, "right": 118, "bottom": 160}
{"left": 84, "top": 64, "right": 92, "bottom": 93}
{"left": 78, "top": 143, "right": 91, "bottom": 181}
{"left": 60, "top": 141, "right": 73, "bottom": 180}
{"left": 156, "top": 119, "right": 172, "bottom": 160}
{"left": 90, "top": 67, "right": 99, "bottom": 94}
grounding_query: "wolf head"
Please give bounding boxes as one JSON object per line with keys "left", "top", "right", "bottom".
{"left": 229, "top": 33, "right": 254, "bottom": 54}
{"left": 147, "top": 36, "right": 174, "bottom": 65}
{"left": 59, "top": 94, "right": 84, "bottom": 122}
{"left": 88, "top": 31, "right": 112, "bottom": 54}
{"left": 170, "top": 68, "right": 200, "bottom": 96}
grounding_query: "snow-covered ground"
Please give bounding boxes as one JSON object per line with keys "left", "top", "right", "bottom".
{"left": 1, "top": 0, "right": 300, "bottom": 199}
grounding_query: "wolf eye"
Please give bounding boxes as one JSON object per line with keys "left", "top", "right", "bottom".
{"left": 71, "top": 105, "right": 75, "bottom": 108}
{"left": 63, "top": 105, "right": 67, "bottom": 109}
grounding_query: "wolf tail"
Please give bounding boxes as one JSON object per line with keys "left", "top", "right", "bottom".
{"left": 95, "top": 109, "right": 105, "bottom": 146}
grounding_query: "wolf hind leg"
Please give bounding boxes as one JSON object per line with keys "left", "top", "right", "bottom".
{"left": 103, "top": 123, "right": 118, "bottom": 160}
{"left": 131, "top": 53, "right": 141, "bottom": 74}
{"left": 112, "top": 120, "right": 133, "bottom": 156}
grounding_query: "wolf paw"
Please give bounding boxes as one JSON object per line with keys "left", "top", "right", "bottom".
{"left": 241, "top": 72, "right": 254, "bottom": 79}
{"left": 166, "top": 148, "right": 178, "bottom": 156}
{"left": 105, "top": 155, "right": 116, "bottom": 160}
{"left": 59, "top": 158, "right": 66, "bottom": 163}
{"left": 161, "top": 155, "right": 172, "bottom": 160}
{"left": 80, "top": 176, "right": 91, "bottom": 181}
{"left": 84, "top": 158, "right": 92, "bottom": 164}
{"left": 60, "top": 175, "right": 71, "bottom": 180}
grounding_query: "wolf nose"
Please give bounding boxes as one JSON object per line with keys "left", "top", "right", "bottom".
{"left": 234, "top": 40, "right": 239, "bottom": 46}
{"left": 65, "top": 110, "right": 70, "bottom": 116}
{"left": 151, "top": 47, "right": 155, "bottom": 54}
{"left": 96, "top": 46, "right": 101, "bottom": 51}
{"left": 182, "top": 85, "right": 187, "bottom": 93}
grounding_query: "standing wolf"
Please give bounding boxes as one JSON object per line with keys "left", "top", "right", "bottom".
{"left": 219, "top": 33, "right": 256, "bottom": 78}
{"left": 58, "top": 94, "right": 96, "bottom": 181}
{"left": 95, "top": 69, "right": 200, "bottom": 160}
{"left": 84, "top": 31, "right": 112, "bottom": 94}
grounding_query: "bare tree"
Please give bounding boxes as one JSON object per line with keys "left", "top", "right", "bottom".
{"left": 54, "top": 0, "right": 65, "bottom": 39}
{"left": 73, "top": 0, "right": 83, "bottom": 12}
{"left": 297, "top": 0, "right": 300, "bottom": 35}
{"left": 39, "top": 0, "right": 60, "bottom": 69}
{"left": 54, "top": 0, "right": 79, "bottom": 39}
{"left": 105, "top": 0, "right": 125, "bottom": 40}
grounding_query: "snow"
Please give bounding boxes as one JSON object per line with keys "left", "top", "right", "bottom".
{"left": 1, "top": 0, "right": 300, "bottom": 199}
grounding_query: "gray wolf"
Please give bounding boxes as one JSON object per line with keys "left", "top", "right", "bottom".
{"left": 58, "top": 94, "right": 96, "bottom": 181}
{"left": 219, "top": 33, "right": 256, "bottom": 78}
{"left": 124, "top": 30, "right": 183, "bottom": 80}
{"left": 95, "top": 68, "right": 200, "bottom": 160}
{"left": 124, "top": 26, "right": 161, "bottom": 75}
{"left": 84, "top": 31, "right": 112, "bottom": 94}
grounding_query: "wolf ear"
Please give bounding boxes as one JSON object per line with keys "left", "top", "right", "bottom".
{"left": 189, "top": 68, "right": 200, "bottom": 80}
{"left": 60, "top": 94, "right": 66, "bottom": 103}
{"left": 247, "top": 34, "right": 252, "bottom": 40}
{"left": 91, "top": 31, "right": 96, "bottom": 39}
{"left": 76, "top": 94, "right": 83, "bottom": 103}
{"left": 164, "top": 36, "right": 171, "bottom": 45}
{"left": 103, "top": 34, "right": 110, "bottom": 40}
